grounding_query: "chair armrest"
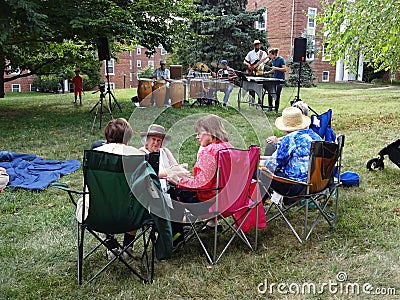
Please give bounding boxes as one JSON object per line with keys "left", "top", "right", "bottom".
{"left": 259, "top": 166, "right": 310, "bottom": 186}
{"left": 51, "top": 182, "right": 85, "bottom": 194}
{"left": 50, "top": 182, "right": 86, "bottom": 207}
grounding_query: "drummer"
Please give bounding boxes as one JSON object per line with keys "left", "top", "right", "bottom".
{"left": 216, "top": 60, "right": 237, "bottom": 107}
{"left": 151, "top": 60, "right": 171, "bottom": 106}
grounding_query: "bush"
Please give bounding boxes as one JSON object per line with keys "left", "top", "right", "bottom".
{"left": 286, "top": 61, "right": 316, "bottom": 87}
{"left": 32, "top": 75, "right": 63, "bottom": 93}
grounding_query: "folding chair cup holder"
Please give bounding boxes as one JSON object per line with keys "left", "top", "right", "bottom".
{"left": 52, "top": 150, "right": 165, "bottom": 284}
{"left": 179, "top": 146, "right": 265, "bottom": 264}
{"left": 259, "top": 135, "right": 345, "bottom": 243}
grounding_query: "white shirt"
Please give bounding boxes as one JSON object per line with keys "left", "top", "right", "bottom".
{"left": 245, "top": 49, "right": 268, "bottom": 67}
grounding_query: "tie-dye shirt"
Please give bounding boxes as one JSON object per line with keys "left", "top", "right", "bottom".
{"left": 264, "top": 129, "right": 322, "bottom": 182}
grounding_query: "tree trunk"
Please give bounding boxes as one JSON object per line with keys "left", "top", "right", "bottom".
{"left": 0, "top": 48, "right": 5, "bottom": 98}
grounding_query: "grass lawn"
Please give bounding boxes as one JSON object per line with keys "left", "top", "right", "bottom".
{"left": 0, "top": 82, "right": 399, "bottom": 299}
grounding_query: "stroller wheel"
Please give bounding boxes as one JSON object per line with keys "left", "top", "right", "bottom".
{"left": 366, "top": 157, "right": 384, "bottom": 171}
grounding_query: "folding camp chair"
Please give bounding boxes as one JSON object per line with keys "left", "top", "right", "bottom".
{"left": 182, "top": 146, "right": 265, "bottom": 264}
{"left": 52, "top": 150, "right": 172, "bottom": 284}
{"left": 259, "top": 135, "right": 345, "bottom": 243}
{"left": 310, "top": 109, "right": 337, "bottom": 142}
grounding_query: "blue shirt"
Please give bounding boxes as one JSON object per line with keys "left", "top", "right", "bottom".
{"left": 264, "top": 129, "right": 322, "bottom": 182}
{"left": 272, "top": 56, "right": 286, "bottom": 80}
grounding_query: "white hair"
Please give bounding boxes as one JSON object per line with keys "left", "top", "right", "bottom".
{"left": 292, "top": 101, "right": 309, "bottom": 116}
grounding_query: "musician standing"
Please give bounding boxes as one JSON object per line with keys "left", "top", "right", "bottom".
{"left": 266, "top": 48, "right": 287, "bottom": 113}
{"left": 243, "top": 40, "right": 268, "bottom": 103}
{"left": 217, "top": 60, "right": 237, "bottom": 107}
{"left": 243, "top": 40, "right": 268, "bottom": 76}
{"left": 152, "top": 60, "right": 171, "bottom": 106}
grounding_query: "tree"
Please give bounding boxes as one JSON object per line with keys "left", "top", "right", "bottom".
{"left": 176, "top": 0, "right": 268, "bottom": 72}
{"left": 0, "top": 0, "right": 196, "bottom": 98}
{"left": 318, "top": 0, "right": 400, "bottom": 74}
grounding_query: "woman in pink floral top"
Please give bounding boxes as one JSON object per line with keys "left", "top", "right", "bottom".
{"left": 176, "top": 114, "right": 233, "bottom": 202}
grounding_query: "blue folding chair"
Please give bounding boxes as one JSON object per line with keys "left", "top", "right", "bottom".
{"left": 310, "top": 109, "right": 336, "bottom": 142}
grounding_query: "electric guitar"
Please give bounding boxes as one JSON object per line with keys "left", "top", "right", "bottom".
{"left": 246, "top": 56, "right": 269, "bottom": 76}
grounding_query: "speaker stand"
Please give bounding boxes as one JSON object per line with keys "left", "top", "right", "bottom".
{"left": 91, "top": 89, "right": 113, "bottom": 132}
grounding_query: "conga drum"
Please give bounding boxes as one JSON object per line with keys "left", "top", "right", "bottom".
{"left": 137, "top": 78, "right": 153, "bottom": 107}
{"left": 170, "top": 80, "right": 184, "bottom": 108}
{"left": 189, "top": 79, "right": 203, "bottom": 99}
{"left": 153, "top": 80, "right": 167, "bottom": 107}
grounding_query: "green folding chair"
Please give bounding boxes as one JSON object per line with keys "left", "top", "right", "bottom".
{"left": 52, "top": 150, "right": 172, "bottom": 284}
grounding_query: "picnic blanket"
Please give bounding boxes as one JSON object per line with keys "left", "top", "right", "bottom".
{"left": 0, "top": 151, "right": 80, "bottom": 190}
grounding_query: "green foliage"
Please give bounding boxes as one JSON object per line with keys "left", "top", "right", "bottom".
{"left": 1, "top": 0, "right": 196, "bottom": 97}
{"left": 176, "top": 0, "right": 268, "bottom": 72}
{"left": 137, "top": 66, "right": 154, "bottom": 79}
{"left": 318, "top": 0, "right": 400, "bottom": 74}
{"left": 286, "top": 61, "right": 317, "bottom": 87}
{"left": 32, "top": 75, "right": 62, "bottom": 93}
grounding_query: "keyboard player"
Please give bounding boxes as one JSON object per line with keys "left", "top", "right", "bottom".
{"left": 265, "top": 48, "right": 287, "bottom": 113}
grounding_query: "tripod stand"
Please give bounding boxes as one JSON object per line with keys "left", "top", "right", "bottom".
{"left": 90, "top": 84, "right": 113, "bottom": 131}
{"left": 104, "top": 59, "right": 122, "bottom": 112}
{"left": 291, "top": 61, "right": 318, "bottom": 115}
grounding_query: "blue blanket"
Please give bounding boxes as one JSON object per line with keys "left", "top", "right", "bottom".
{"left": 0, "top": 151, "right": 81, "bottom": 190}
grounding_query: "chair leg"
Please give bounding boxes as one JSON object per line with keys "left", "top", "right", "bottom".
{"left": 77, "top": 223, "right": 85, "bottom": 285}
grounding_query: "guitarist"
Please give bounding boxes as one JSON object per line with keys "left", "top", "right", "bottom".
{"left": 243, "top": 39, "right": 269, "bottom": 104}
{"left": 243, "top": 40, "right": 268, "bottom": 76}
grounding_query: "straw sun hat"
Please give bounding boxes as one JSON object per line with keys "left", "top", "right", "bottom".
{"left": 140, "top": 124, "right": 171, "bottom": 143}
{"left": 275, "top": 107, "right": 311, "bottom": 132}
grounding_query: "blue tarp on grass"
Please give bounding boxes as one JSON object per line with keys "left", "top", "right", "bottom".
{"left": 0, "top": 151, "right": 80, "bottom": 190}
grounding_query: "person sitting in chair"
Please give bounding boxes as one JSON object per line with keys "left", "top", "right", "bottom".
{"left": 139, "top": 124, "right": 190, "bottom": 179}
{"left": 263, "top": 101, "right": 309, "bottom": 158}
{"left": 77, "top": 118, "right": 173, "bottom": 260}
{"left": 263, "top": 107, "right": 322, "bottom": 197}
{"left": 168, "top": 114, "right": 233, "bottom": 230}
{"left": 216, "top": 60, "right": 237, "bottom": 107}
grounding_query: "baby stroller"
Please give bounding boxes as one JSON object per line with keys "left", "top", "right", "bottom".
{"left": 366, "top": 139, "right": 400, "bottom": 170}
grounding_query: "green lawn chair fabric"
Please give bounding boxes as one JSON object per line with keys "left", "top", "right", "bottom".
{"left": 84, "top": 150, "right": 172, "bottom": 260}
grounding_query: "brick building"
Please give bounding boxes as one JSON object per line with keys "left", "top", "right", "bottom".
{"left": 97, "top": 46, "right": 169, "bottom": 90}
{"left": 4, "top": 45, "right": 169, "bottom": 93}
{"left": 247, "top": 0, "right": 362, "bottom": 82}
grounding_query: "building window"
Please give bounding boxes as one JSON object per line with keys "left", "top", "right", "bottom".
{"left": 256, "top": 11, "right": 267, "bottom": 30}
{"left": 161, "top": 48, "right": 167, "bottom": 55}
{"left": 322, "top": 43, "right": 331, "bottom": 61}
{"left": 137, "top": 47, "right": 141, "bottom": 55}
{"left": 130, "top": 60, "right": 132, "bottom": 70}
{"left": 105, "top": 58, "right": 114, "bottom": 74}
{"left": 130, "top": 73, "right": 132, "bottom": 81}
{"left": 137, "top": 60, "right": 141, "bottom": 68}
{"left": 11, "top": 84, "right": 21, "bottom": 92}
{"left": 307, "top": 8, "right": 317, "bottom": 29}
{"left": 322, "top": 71, "right": 329, "bottom": 82}
{"left": 30, "top": 84, "right": 36, "bottom": 92}
{"left": 148, "top": 61, "right": 154, "bottom": 68}
{"left": 129, "top": 50, "right": 132, "bottom": 57}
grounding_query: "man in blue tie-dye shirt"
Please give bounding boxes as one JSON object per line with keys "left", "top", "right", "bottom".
{"left": 264, "top": 107, "right": 322, "bottom": 196}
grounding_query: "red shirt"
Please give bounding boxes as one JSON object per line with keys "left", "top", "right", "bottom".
{"left": 179, "top": 141, "right": 233, "bottom": 201}
{"left": 71, "top": 75, "right": 83, "bottom": 92}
